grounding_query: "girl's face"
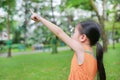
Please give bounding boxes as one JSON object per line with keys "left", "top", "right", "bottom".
{"left": 71, "top": 25, "right": 81, "bottom": 41}
{"left": 72, "top": 24, "right": 88, "bottom": 43}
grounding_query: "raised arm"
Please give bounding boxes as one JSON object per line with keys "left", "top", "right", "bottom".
{"left": 31, "top": 11, "right": 84, "bottom": 65}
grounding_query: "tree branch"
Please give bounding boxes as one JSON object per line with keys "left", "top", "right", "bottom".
{"left": 90, "top": 0, "right": 101, "bottom": 20}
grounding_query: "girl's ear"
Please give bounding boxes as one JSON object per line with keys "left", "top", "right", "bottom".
{"left": 79, "top": 34, "right": 87, "bottom": 42}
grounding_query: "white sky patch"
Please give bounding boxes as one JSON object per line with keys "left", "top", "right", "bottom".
{"left": 96, "top": 0, "right": 103, "bottom": 16}
{"left": 16, "top": 0, "right": 23, "bottom": 10}
{"left": 74, "top": 9, "right": 92, "bottom": 20}
{"left": 0, "top": 8, "right": 7, "bottom": 17}
{"left": 52, "top": 0, "right": 61, "bottom": 6}
{"left": 49, "top": 11, "right": 60, "bottom": 16}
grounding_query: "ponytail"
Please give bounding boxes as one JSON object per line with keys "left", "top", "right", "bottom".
{"left": 96, "top": 42, "right": 106, "bottom": 80}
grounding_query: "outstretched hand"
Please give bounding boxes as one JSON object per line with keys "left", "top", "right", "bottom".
{"left": 30, "top": 9, "right": 41, "bottom": 22}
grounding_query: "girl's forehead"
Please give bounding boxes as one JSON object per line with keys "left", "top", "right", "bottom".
{"left": 75, "top": 24, "right": 79, "bottom": 29}
{"left": 75, "top": 24, "right": 82, "bottom": 30}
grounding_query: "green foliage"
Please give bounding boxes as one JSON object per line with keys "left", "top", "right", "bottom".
{"left": 0, "top": 0, "right": 16, "bottom": 14}
{"left": 12, "top": 29, "right": 21, "bottom": 43}
{"left": 29, "top": 25, "right": 53, "bottom": 44}
{"left": 65, "top": 0, "right": 93, "bottom": 10}
{"left": 105, "top": 21, "right": 120, "bottom": 31}
{"left": 109, "top": 0, "right": 120, "bottom": 4}
{"left": 31, "top": 0, "right": 44, "bottom": 2}
{"left": 0, "top": 0, "right": 16, "bottom": 39}
{"left": 0, "top": 18, "right": 6, "bottom": 31}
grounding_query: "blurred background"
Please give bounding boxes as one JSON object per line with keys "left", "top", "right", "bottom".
{"left": 0, "top": 0, "right": 120, "bottom": 80}
{"left": 0, "top": 0, "right": 120, "bottom": 55}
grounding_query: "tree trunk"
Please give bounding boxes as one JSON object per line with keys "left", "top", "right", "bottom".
{"left": 7, "top": 5, "right": 11, "bottom": 57}
{"left": 112, "top": 3, "right": 118, "bottom": 49}
{"left": 99, "top": 17, "right": 108, "bottom": 51}
{"left": 50, "top": 0, "right": 58, "bottom": 53}
{"left": 90, "top": 0, "right": 108, "bottom": 52}
{"left": 8, "top": 47, "right": 11, "bottom": 57}
{"left": 102, "top": 0, "right": 108, "bottom": 21}
{"left": 51, "top": 36, "right": 58, "bottom": 54}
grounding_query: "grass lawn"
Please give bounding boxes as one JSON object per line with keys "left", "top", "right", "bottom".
{"left": 104, "top": 43, "right": 120, "bottom": 80}
{"left": 0, "top": 43, "right": 120, "bottom": 80}
{"left": 0, "top": 50, "right": 73, "bottom": 80}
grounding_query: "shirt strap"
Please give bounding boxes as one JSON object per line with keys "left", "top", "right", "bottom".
{"left": 84, "top": 50, "right": 96, "bottom": 58}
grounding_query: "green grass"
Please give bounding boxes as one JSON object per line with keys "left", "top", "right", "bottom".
{"left": 0, "top": 45, "right": 32, "bottom": 53}
{"left": 0, "top": 50, "right": 73, "bottom": 80}
{"left": 104, "top": 43, "right": 120, "bottom": 80}
{"left": 0, "top": 43, "right": 120, "bottom": 80}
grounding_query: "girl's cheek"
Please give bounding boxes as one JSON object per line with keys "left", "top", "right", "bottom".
{"left": 71, "top": 33, "right": 78, "bottom": 40}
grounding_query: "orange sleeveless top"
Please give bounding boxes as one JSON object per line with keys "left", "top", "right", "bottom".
{"left": 68, "top": 52, "right": 97, "bottom": 80}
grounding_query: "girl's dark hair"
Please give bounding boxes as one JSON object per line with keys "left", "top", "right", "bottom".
{"left": 79, "top": 20, "right": 106, "bottom": 80}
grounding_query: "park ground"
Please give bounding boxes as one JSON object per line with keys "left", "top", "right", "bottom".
{"left": 0, "top": 43, "right": 120, "bottom": 80}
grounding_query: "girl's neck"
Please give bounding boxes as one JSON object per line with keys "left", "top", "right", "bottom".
{"left": 82, "top": 43, "right": 93, "bottom": 52}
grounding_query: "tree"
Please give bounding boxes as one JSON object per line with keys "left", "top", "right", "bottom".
{"left": 49, "top": 0, "right": 58, "bottom": 53}
{"left": 0, "top": 16, "right": 6, "bottom": 31}
{"left": 22, "top": 0, "right": 31, "bottom": 45}
{"left": 0, "top": 0, "right": 16, "bottom": 57}
{"left": 31, "top": 0, "right": 60, "bottom": 53}
{"left": 12, "top": 26, "right": 21, "bottom": 43}
{"left": 65, "top": 0, "right": 108, "bottom": 51}
{"left": 109, "top": 0, "right": 120, "bottom": 49}
{"left": 90, "top": 0, "right": 108, "bottom": 51}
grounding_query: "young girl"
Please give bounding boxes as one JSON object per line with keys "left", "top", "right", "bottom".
{"left": 31, "top": 11, "right": 106, "bottom": 80}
